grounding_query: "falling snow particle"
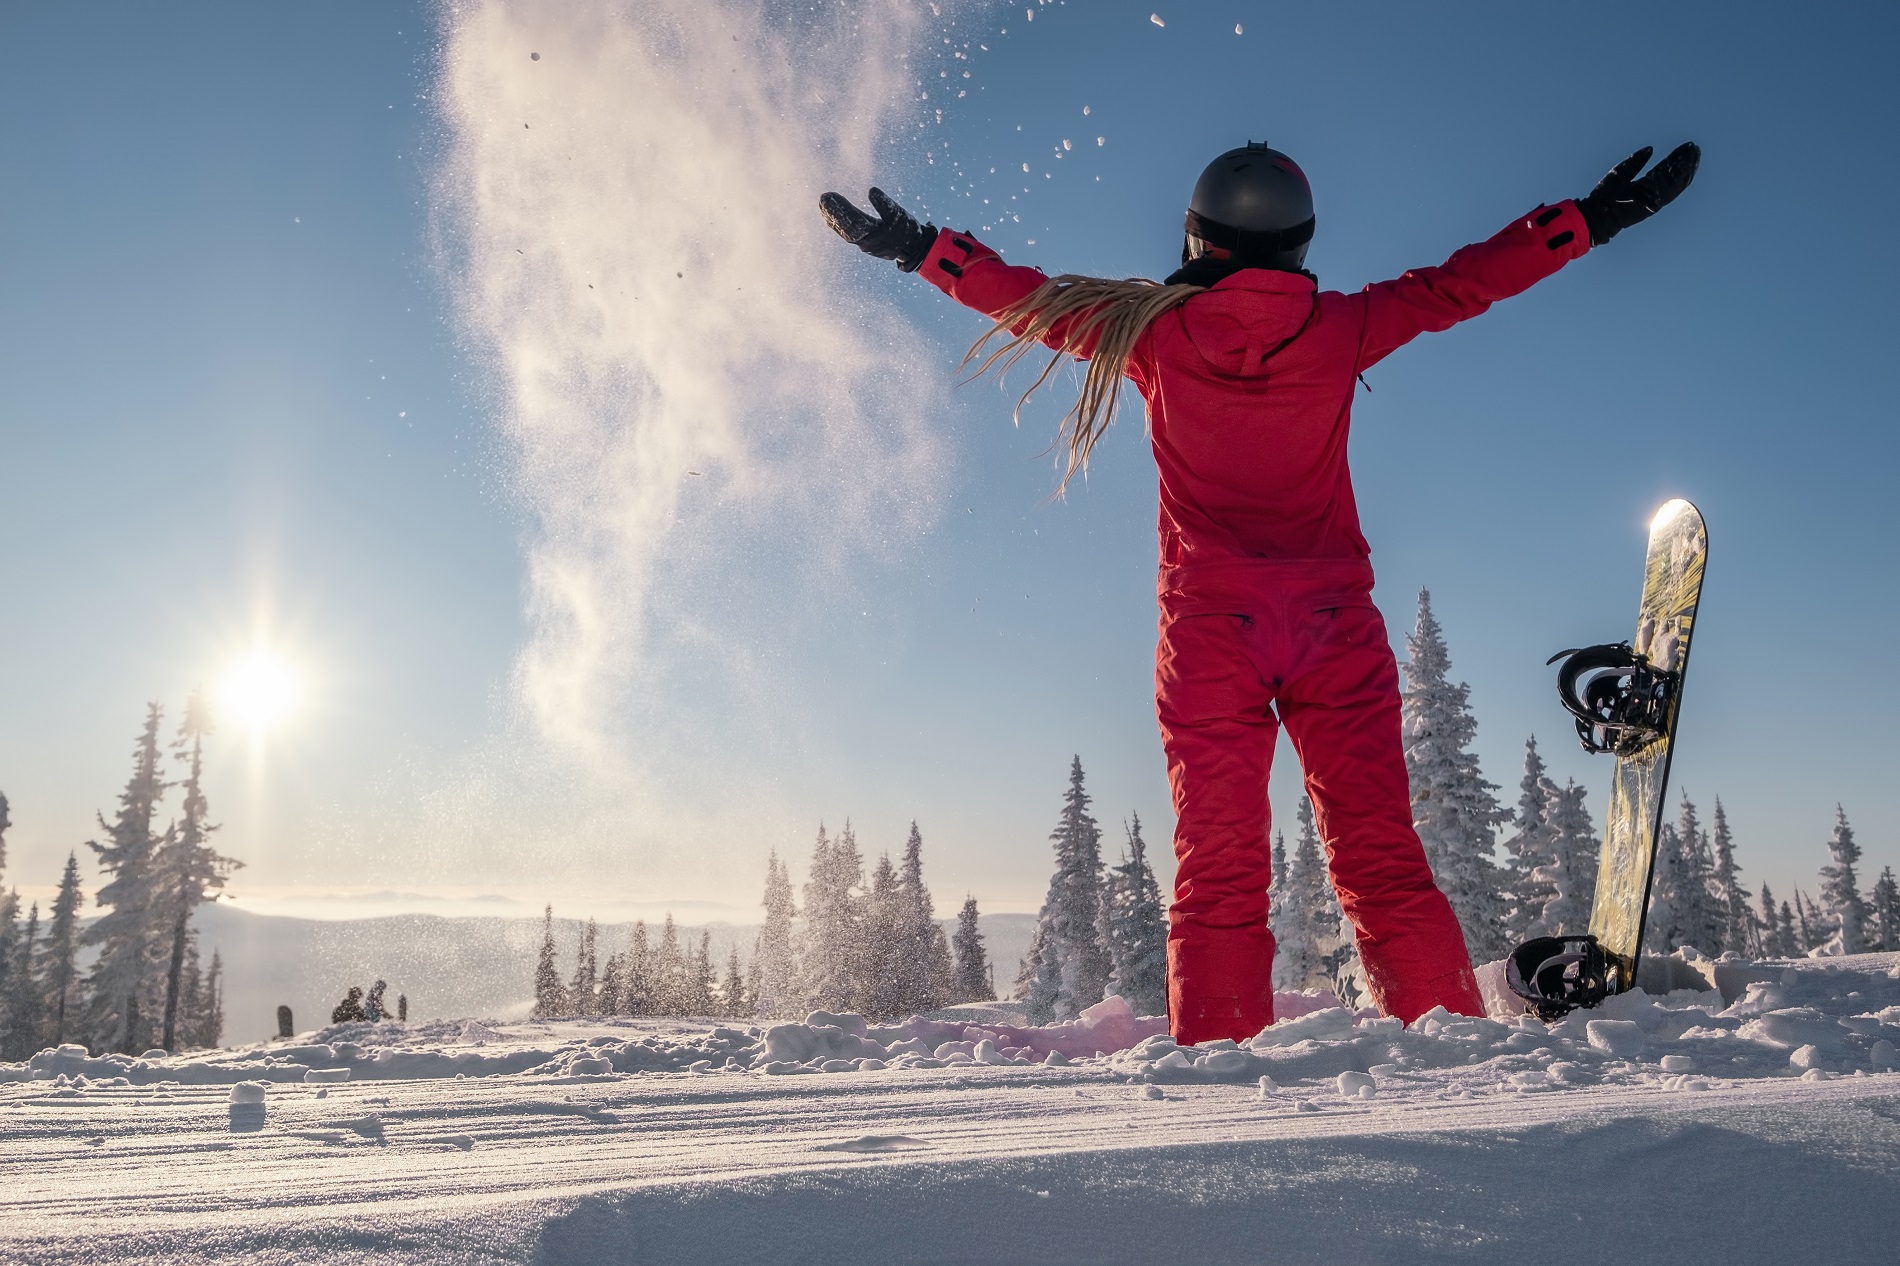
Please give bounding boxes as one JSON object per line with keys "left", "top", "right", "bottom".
{"left": 1150, "top": 13, "right": 1165, "bottom": 27}
{"left": 1235, "top": 24, "right": 1244, "bottom": 34}
{"left": 1022, "top": 163, "right": 1030, "bottom": 172}
{"left": 1062, "top": 139, "right": 1072, "bottom": 150}
{"left": 1083, "top": 105, "right": 1091, "bottom": 115}
{"left": 1096, "top": 136, "right": 1105, "bottom": 146}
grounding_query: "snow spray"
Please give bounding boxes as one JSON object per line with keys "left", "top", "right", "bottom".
{"left": 431, "top": 0, "right": 946, "bottom": 846}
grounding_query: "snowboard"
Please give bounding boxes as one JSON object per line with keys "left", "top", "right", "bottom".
{"left": 1508, "top": 498, "right": 1707, "bottom": 1015}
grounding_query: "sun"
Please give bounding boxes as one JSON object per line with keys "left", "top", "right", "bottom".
{"left": 219, "top": 652, "right": 302, "bottom": 734}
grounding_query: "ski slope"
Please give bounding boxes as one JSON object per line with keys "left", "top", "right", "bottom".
{"left": 5, "top": 953, "right": 1898, "bottom": 1264}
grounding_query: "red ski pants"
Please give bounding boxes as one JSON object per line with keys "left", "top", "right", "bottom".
{"left": 1155, "top": 559, "right": 1483, "bottom": 1044}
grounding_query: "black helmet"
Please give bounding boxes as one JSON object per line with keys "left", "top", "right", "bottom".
{"left": 1183, "top": 142, "right": 1315, "bottom": 272}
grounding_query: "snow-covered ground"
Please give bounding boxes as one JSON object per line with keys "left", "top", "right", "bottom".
{"left": 5, "top": 953, "right": 1899, "bottom": 1263}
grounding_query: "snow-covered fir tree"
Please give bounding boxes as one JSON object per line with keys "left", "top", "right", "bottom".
{"left": 800, "top": 822, "right": 866, "bottom": 1014}
{"left": 154, "top": 692, "right": 240, "bottom": 1052}
{"left": 84, "top": 704, "right": 169, "bottom": 1053}
{"left": 3, "top": 902, "right": 41, "bottom": 1061}
{"left": 951, "top": 896, "right": 993, "bottom": 1003}
{"left": 1817, "top": 805, "right": 1871, "bottom": 953}
{"left": 1527, "top": 779, "right": 1597, "bottom": 938}
{"left": 1273, "top": 800, "right": 1333, "bottom": 992}
{"left": 1756, "top": 884, "right": 1784, "bottom": 957}
{"left": 1646, "top": 796, "right": 1719, "bottom": 954}
{"left": 1500, "top": 737, "right": 1558, "bottom": 942}
{"left": 1869, "top": 867, "right": 1899, "bottom": 953}
{"left": 1098, "top": 813, "right": 1167, "bottom": 1018}
{"left": 751, "top": 852, "right": 799, "bottom": 1019}
{"left": 684, "top": 931, "right": 716, "bottom": 1016}
{"left": 1792, "top": 891, "right": 1822, "bottom": 953}
{"left": 185, "top": 948, "right": 223, "bottom": 1049}
{"left": 859, "top": 851, "right": 905, "bottom": 1021}
{"left": 1018, "top": 757, "right": 1112, "bottom": 1023}
{"left": 892, "top": 823, "right": 953, "bottom": 1019}
{"left": 597, "top": 952, "right": 625, "bottom": 1015}
{"left": 720, "top": 948, "right": 749, "bottom": 1018}
{"left": 1779, "top": 897, "right": 1802, "bottom": 955}
{"left": 1707, "top": 799, "right": 1754, "bottom": 955}
{"left": 653, "top": 914, "right": 687, "bottom": 1015}
{"left": 567, "top": 918, "right": 599, "bottom": 1016}
{"left": 531, "top": 906, "right": 566, "bottom": 1019}
{"left": 1401, "top": 591, "right": 1509, "bottom": 960}
{"left": 621, "top": 922, "right": 654, "bottom": 1017}
{"left": 43, "top": 853, "right": 83, "bottom": 1045}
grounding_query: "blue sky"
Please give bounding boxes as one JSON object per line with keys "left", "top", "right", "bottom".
{"left": 1, "top": 0, "right": 1895, "bottom": 924}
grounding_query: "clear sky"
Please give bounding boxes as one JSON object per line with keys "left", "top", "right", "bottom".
{"left": 2, "top": 0, "right": 1895, "bottom": 926}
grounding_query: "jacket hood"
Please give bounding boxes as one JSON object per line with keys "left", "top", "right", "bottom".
{"left": 1174, "top": 268, "right": 1318, "bottom": 378}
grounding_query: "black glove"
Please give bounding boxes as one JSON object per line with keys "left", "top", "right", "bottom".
{"left": 1575, "top": 142, "right": 1701, "bottom": 246}
{"left": 819, "top": 187, "right": 939, "bottom": 272}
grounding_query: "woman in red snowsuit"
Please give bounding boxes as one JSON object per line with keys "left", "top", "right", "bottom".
{"left": 822, "top": 141, "right": 1697, "bottom": 1044}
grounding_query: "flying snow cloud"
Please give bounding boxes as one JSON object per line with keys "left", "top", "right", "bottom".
{"left": 432, "top": 2, "right": 945, "bottom": 815}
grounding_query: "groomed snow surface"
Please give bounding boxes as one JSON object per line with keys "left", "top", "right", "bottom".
{"left": 5, "top": 953, "right": 1899, "bottom": 1263}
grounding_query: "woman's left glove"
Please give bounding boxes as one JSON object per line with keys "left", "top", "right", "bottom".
{"left": 819, "top": 187, "right": 938, "bottom": 272}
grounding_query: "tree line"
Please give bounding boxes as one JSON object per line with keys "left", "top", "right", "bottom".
{"left": 0, "top": 695, "right": 238, "bottom": 1059}
{"left": 532, "top": 821, "right": 997, "bottom": 1023}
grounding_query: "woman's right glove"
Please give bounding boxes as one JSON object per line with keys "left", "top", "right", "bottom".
{"left": 1576, "top": 142, "right": 1701, "bottom": 246}
{"left": 819, "top": 187, "right": 939, "bottom": 272}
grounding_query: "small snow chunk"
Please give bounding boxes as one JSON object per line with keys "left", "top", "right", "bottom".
{"left": 1295, "top": 1099, "right": 1321, "bottom": 1112}
{"left": 1370, "top": 1063, "right": 1399, "bottom": 1077}
{"left": 1801, "top": 1068, "right": 1830, "bottom": 1082}
{"left": 820, "top": 1059, "right": 856, "bottom": 1073}
{"left": 1586, "top": 1019, "right": 1645, "bottom": 1058}
{"left": 1869, "top": 1039, "right": 1896, "bottom": 1071}
{"left": 973, "top": 1039, "right": 1012, "bottom": 1066}
{"left": 1336, "top": 1071, "right": 1375, "bottom": 1099}
{"left": 1044, "top": 1050, "right": 1071, "bottom": 1067}
{"left": 1154, "top": 1050, "right": 1194, "bottom": 1071}
{"left": 1196, "top": 1049, "right": 1255, "bottom": 1077}
{"left": 140, "top": 1049, "right": 168, "bottom": 1060}
{"left": 687, "top": 1060, "right": 714, "bottom": 1074}
{"left": 856, "top": 1058, "right": 887, "bottom": 1072}
{"left": 1789, "top": 1044, "right": 1821, "bottom": 1071}
{"left": 1252, "top": 1007, "right": 1354, "bottom": 1048}
{"left": 55, "top": 1044, "right": 87, "bottom": 1059}
{"left": 1149, "top": 13, "right": 1165, "bottom": 27}
{"left": 569, "top": 1057, "right": 613, "bottom": 1076}
{"left": 304, "top": 1068, "right": 350, "bottom": 1084}
{"left": 1659, "top": 1055, "right": 1695, "bottom": 1073}
{"left": 814, "top": 1134, "right": 931, "bottom": 1153}
{"left": 1680, "top": 1078, "right": 1711, "bottom": 1091}
{"left": 229, "top": 1082, "right": 268, "bottom": 1105}
{"left": 1140, "top": 1084, "right": 1164, "bottom": 1100}
{"left": 1235, "top": 23, "right": 1243, "bottom": 34}
{"left": 459, "top": 1022, "right": 502, "bottom": 1043}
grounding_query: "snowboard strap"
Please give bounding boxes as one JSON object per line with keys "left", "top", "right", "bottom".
{"left": 1505, "top": 934, "right": 1613, "bottom": 1019}
{"left": 1546, "top": 642, "right": 1679, "bottom": 756}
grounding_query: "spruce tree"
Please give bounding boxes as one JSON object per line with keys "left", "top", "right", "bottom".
{"left": 1817, "top": 806, "right": 1871, "bottom": 953}
{"left": 720, "top": 948, "right": 749, "bottom": 1018}
{"left": 1267, "top": 829, "right": 1294, "bottom": 987}
{"left": 567, "top": 918, "right": 599, "bottom": 1016}
{"left": 597, "top": 953, "right": 624, "bottom": 1016}
{"left": 1500, "top": 737, "right": 1558, "bottom": 942}
{"left": 800, "top": 822, "right": 866, "bottom": 1014}
{"left": 1793, "top": 891, "right": 1820, "bottom": 952}
{"left": 951, "top": 896, "right": 993, "bottom": 1003}
{"left": 1021, "top": 757, "right": 1112, "bottom": 1022}
{"left": 0, "top": 888, "right": 17, "bottom": 1053}
{"left": 84, "top": 704, "right": 169, "bottom": 1053}
{"left": 155, "top": 692, "right": 240, "bottom": 1052}
{"left": 860, "top": 852, "right": 904, "bottom": 1021}
{"left": 1274, "top": 799, "right": 1332, "bottom": 991}
{"left": 1707, "top": 799, "right": 1753, "bottom": 955}
{"left": 4, "top": 902, "right": 42, "bottom": 1060}
{"left": 1529, "top": 780, "right": 1597, "bottom": 938}
{"left": 531, "top": 905, "right": 566, "bottom": 1019}
{"left": 44, "top": 854, "right": 83, "bottom": 1045}
{"left": 1400, "top": 592, "right": 1509, "bottom": 960}
{"left": 894, "top": 823, "right": 952, "bottom": 1018}
{"left": 684, "top": 931, "right": 716, "bottom": 1016}
{"left": 0, "top": 789, "right": 9, "bottom": 874}
{"left": 621, "top": 922, "right": 654, "bottom": 1017}
{"left": 751, "top": 853, "right": 798, "bottom": 1019}
{"left": 1869, "top": 867, "right": 1899, "bottom": 954}
{"left": 196, "top": 949, "right": 224, "bottom": 1048}
{"left": 1099, "top": 813, "right": 1168, "bottom": 1017}
{"left": 1778, "top": 899, "right": 1800, "bottom": 956}
{"left": 653, "top": 914, "right": 686, "bottom": 1016}
{"left": 1644, "top": 823, "right": 1688, "bottom": 953}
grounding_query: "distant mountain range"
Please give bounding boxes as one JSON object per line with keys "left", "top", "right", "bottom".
{"left": 195, "top": 903, "right": 1039, "bottom": 1045}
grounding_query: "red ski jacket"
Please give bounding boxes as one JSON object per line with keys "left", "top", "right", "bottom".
{"left": 919, "top": 202, "right": 1591, "bottom": 571}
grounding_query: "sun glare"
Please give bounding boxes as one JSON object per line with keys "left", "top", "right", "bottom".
{"left": 219, "top": 652, "right": 302, "bottom": 734}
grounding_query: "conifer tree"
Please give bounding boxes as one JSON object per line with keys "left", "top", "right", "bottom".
{"left": 84, "top": 704, "right": 169, "bottom": 1053}
{"left": 155, "top": 692, "right": 240, "bottom": 1052}
{"left": 893, "top": 823, "right": 952, "bottom": 1018}
{"left": 1528, "top": 780, "right": 1597, "bottom": 938}
{"left": 568, "top": 918, "right": 599, "bottom": 1016}
{"left": 1021, "top": 757, "right": 1112, "bottom": 1022}
{"left": 597, "top": 953, "right": 625, "bottom": 1016}
{"left": 681, "top": 931, "right": 716, "bottom": 1016}
{"left": 1777, "top": 899, "right": 1799, "bottom": 956}
{"left": 1869, "top": 867, "right": 1899, "bottom": 953}
{"left": 860, "top": 852, "right": 905, "bottom": 1020}
{"left": 1267, "top": 829, "right": 1293, "bottom": 987}
{"left": 800, "top": 823, "right": 866, "bottom": 1013}
{"left": 1644, "top": 824, "right": 1687, "bottom": 953}
{"left": 1817, "top": 806, "right": 1871, "bottom": 953}
{"left": 1274, "top": 801, "right": 1331, "bottom": 991}
{"left": 1401, "top": 592, "right": 1509, "bottom": 959}
{"left": 621, "top": 922, "right": 654, "bottom": 1017}
{"left": 1500, "top": 737, "right": 1558, "bottom": 942}
{"left": 1792, "top": 891, "right": 1819, "bottom": 952}
{"left": 1099, "top": 813, "right": 1168, "bottom": 1017}
{"left": 751, "top": 853, "right": 799, "bottom": 1020}
{"left": 0, "top": 888, "right": 17, "bottom": 1053}
{"left": 720, "top": 948, "right": 749, "bottom": 1018}
{"left": 653, "top": 914, "right": 686, "bottom": 1016}
{"left": 4, "top": 902, "right": 42, "bottom": 1060}
{"left": 1707, "top": 799, "right": 1753, "bottom": 955}
{"left": 0, "top": 789, "right": 9, "bottom": 875}
{"left": 43, "top": 853, "right": 83, "bottom": 1045}
{"left": 195, "top": 949, "right": 224, "bottom": 1048}
{"left": 531, "top": 905, "right": 566, "bottom": 1019}
{"left": 951, "top": 896, "right": 993, "bottom": 1003}
{"left": 1756, "top": 883, "right": 1781, "bottom": 957}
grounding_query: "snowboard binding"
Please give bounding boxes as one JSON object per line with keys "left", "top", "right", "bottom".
{"left": 1505, "top": 934, "right": 1613, "bottom": 1019}
{"left": 1546, "top": 642, "right": 1679, "bottom": 756}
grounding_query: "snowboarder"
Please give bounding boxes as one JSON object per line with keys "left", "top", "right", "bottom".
{"left": 821, "top": 139, "right": 1698, "bottom": 1043}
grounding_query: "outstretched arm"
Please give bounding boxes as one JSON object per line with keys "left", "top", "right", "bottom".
{"left": 1355, "top": 142, "right": 1699, "bottom": 370}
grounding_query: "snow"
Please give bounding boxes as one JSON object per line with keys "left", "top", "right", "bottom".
{"left": 4, "top": 954, "right": 1900, "bottom": 1261}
